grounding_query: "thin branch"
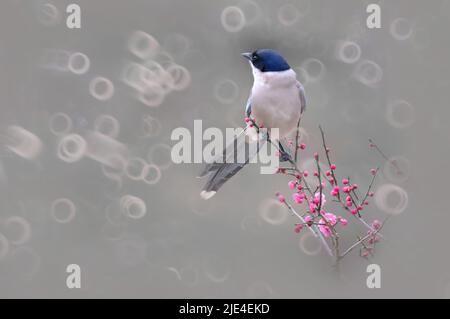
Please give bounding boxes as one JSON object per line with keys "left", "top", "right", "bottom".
{"left": 338, "top": 217, "right": 389, "bottom": 260}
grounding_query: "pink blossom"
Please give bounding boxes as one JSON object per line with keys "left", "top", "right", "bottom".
{"left": 372, "top": 220, "right": 382, "bottom": 230}
{"left": 314, "top": 192, "right": 326, "bottom": 207}
{"left": 309, "top": 202, "right": 317, "bottom": 213}
{"left": 330, "top": 186, "right": 340, "bottom": 197}
{"left": 346, "top": 201, "right": 353, "bottom": 207}
{"left": 314, "top": 152, "right": 319, "bottom": 160}
{"left": 351, "top": 209, "right": 358, "bottom": 215}
{"left": 371, "top": 168, "right": 377, "bottom": 175}
{"left": 299, "top": 143, "right": 306, "bottom": 150}
{"left": 339, "top": 218, "right": 348, "bottom": 226}
{"left": 345, "top": 196, "right": 352, "bottom": 202}
{"left": 303, "top": 170, "right": 309, "bottom": 177}
{"left": 288, "top": 181, "right": 297, "bottom": 189}
{"left": 342, "top": 178, "right": 349, "bottom": 185}
{"left": 318, "top": 213, "right": 337, "bottom": 237}
{"left": 343, "top": 186, "right": 351, "bottom": 193}
{"left": 325, "top": 170, "right": 331, "bottom": 177}
{"left": 294, "top": 224, "right": 303, "bottom": 233}
{"left": 293, "top": 193, "right": 303, "bottom": 204}
{"left": 277, "top": 194, "right": 285, "bottom": 203}
{"left": 304, "top": 215, "right": 313, "bottom": 225}
{"left": 330, "top": 164, "right": 336, "bottom": 170}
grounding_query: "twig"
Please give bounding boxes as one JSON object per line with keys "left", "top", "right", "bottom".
{"left": 338, "top": 217, "right": 389, "bottom": 260}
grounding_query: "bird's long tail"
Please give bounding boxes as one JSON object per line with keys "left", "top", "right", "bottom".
{"left": 198, "top": 127, "right": 265, "bottom": 200}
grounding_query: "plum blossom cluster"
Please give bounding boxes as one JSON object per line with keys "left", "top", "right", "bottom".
{"left": 271, "top": 126, "right": 387, "bottom": 264}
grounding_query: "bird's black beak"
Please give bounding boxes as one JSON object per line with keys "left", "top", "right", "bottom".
{"left": 241, "top": 52, "right": 252, "bottom": 60}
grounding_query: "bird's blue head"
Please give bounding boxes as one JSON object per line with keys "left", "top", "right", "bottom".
{"left": 241, "top": 49, "right": 291, "bottom": 72}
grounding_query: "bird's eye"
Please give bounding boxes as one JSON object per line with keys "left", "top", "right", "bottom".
{"left": 251, "top": 55, "right": 258, "bottom": 61}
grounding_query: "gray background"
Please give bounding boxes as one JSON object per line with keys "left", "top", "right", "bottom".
{"left": 0, "top": 0, "right": 449, "bottom": 298}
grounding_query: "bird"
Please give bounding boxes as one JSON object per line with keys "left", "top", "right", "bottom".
{"left": 199, "top": 49, "right": 306, "bottom": 200}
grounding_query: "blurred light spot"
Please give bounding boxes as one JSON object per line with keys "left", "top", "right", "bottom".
{"left": 40, "top": 49, "right": 70, "bottom": 72}
{"left": 335, "top": 40, "right": 361, "bottom": 64}
{"left": 143, "top": 60, "right": 174, "bottom": 94}
{"left": 3, "top": 216, "right": 32, "bottom": 245}
{"left": 49, "top": 112, "right": 73, "bottom": 136}
{"left": 37, "top": 3, "right": 60, "bottom": 26}
{"left": 85, "top": 131, "right": 128, "bottom": 168}
{"left": 299, "top": 231, "right": 322, "bottom": 256}
{"left": 101, "top": 154, "right": 126, "bottom": 179}
{"left": 120, "top": 195, "right": 147, "bottom": 219}
{"left": 386, "top": 99, "right": 415, "bottom": 129}
{"left": 51, "top": 198, "right": 77, "bottom": 223}
{"left": 138, "top": 82, "right": 166, "bottom": 107}
{"left": 5, "top": 126, "right": 43, "bottom": 160}
{"left": 142, "top": 164, "right": 162, "bottom": 185}
{"left": 89, "top": 76, "right": 115, "bottom": 101}
{"left": 278, "top": 3, "right": 300, "bottom": 26}
{"left": 301, "top": 58, "right": 326, "bottom": 82}
{"left": 125, "top": 157, "right": 148, "bottom": 181}
{"left": 259, "top": 198, "right": 288, "bottom": 225}
{"left": 94, "top": 114, "right": 120, "bottom": 138}
{"left": 390, "top": 18, "right": 414, "bottom": 41}
{"left": 122, "top": 62, "right": 151, "bottom": 92}
{"left": 238, "top": 0, "right": 261, "bottom": 25}
{"left": 374, "top": 184, "right": 408, "bottom": 215}
{"left": 202, "top": 255, "right": 231, "bottom": 283}
{"left": 57, "top": 133, "right": 87, "bottom": 163}
{"left": 68, "top": 52, "right": 90, "bottom": 75}
{"left": 128, "top": 30, "right": 160, "bottom": 60}
{"left": 221, "top": 6, "right": 246, "bottom": 33}
{"left": 214, "top": 79, "right": 239, "bottom": 104}
{"left": 166, "top": 64, "right": 191, "bottom": 91}
{"left": 353, "top": 60, "right": 383, "bottom": 87}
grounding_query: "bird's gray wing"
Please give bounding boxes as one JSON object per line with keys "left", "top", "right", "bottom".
{"left": 198, "top": 98, "right": 266, "bottom": 199}
{"left": 197, "top": 127, "right": 247, "bottom": 178}
{"left": 245, "top": 96, "right": 252, "bottom": 118}
{"left": 297, "top": 81, "right": 306, "bottom": 114}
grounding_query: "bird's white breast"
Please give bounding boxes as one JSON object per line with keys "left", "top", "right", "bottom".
{"left": 250, "top": 66, "right": 302, "bottom": 138}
